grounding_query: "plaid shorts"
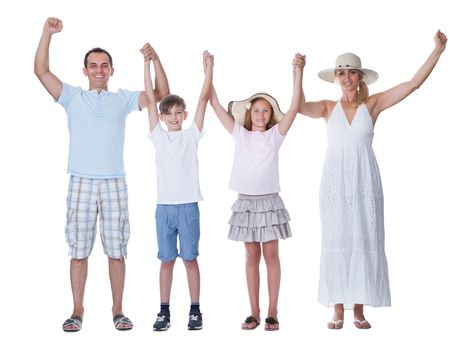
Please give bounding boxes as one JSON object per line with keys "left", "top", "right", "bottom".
{"left": 65, "top": 176, "right": 130, "bottom": 259}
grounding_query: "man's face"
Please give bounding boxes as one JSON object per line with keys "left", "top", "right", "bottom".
{"left": 83, "top": 52, "right": 114, "bottom": 91}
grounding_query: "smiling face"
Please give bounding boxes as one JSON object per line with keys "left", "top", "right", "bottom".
{"left": 335, "top": 68, "right": 363, "bottom": 92}
{"left": 160, "top": 104, "right": 187, "bottom": 132}
{"left": 83, "top": 52, "right": 114, "bottom": 91}
{"left": 248, "top": 98, "right": 273, "bottom": 131}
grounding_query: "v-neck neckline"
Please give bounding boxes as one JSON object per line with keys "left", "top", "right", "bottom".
{"left": 338, "top": 100, "right": 361, "bottom": 126}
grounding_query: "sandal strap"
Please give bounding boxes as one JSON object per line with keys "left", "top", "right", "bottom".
{"left": 265, "top": 317, "right": 279, "bottom": 325}
{"left": 113, "top": 314, "right": 133, "bottom": 329}
{"left": 330, "top": 319, "right": 344, "bottom": 324}
{"left": 244, "top": 316, "right": 259, "bottom": 324}
{"left": 354, "top": 319, "right": 368, "bottom": 324}
{"left": 63, "top": 316, "right": 82, "bottom": 330}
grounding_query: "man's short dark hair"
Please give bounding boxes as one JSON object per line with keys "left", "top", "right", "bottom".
{"left": 84, "top": 47, "right": 113, "bottom": 68}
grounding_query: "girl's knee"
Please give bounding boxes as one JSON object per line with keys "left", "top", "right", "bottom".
{"left": 245, "top": 243, "right": 262, "bottom": 262}
{"left": 263, "top": 252, "right": 280, "bottom": 266}
{"left": 262, "top": 241, "right": 279, "bottom": 263}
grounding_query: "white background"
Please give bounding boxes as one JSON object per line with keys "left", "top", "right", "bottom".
{"left": 1, "top": 0, "right": 469, "bottom": 349}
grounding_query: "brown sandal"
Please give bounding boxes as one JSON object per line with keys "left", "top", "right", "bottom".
{"left": 241, "top": 316, "right": 260, "bottom": 330}
{"left": 264, "top": 317, "right": 279, "bottom": 331}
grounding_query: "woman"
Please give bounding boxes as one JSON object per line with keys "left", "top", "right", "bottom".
{"left": 300, "top": 31, "right": 447, "bottom": 329}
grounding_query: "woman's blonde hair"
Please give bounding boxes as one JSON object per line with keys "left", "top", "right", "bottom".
{"left": 243, "top": 97, "right": 278, "bottom": 130}
{"left": 357, "top": 72, "right": 370, "bottom": 105}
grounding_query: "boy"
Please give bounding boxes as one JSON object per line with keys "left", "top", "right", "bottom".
{"left": 143, "top": 50, "right": 213, "bottom": 331}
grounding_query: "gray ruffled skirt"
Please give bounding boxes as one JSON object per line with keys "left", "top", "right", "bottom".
{"left": 228, "top": 193, "right": 292, "bottom": 242}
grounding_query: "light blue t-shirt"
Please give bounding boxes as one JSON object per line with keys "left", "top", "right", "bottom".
{"left": 57, "top": 83, "right": 140, "bottom": 178}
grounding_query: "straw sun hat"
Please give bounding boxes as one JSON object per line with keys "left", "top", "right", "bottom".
{"left": 228, "top": 92, "right": 284, "bottom": 125}
{"left": 318, "top": 52, "right": 378, "bottom": 84}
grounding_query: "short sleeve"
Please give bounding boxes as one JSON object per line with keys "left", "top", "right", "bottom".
{"left": 56, "top": 83, "right": 81, "bottom": 108}
{"left": 148, "top": 123, "right": 164, "bottom": 141}
{"left": 117, "top": 89, "right": 141, "bottom": 114}
{"left": 190, "top": 121, "right": 204, "bottom": 143}
{"left": 272, "top": 124, "right": 286, "bottom": 149}
{"left": 231, "top": 121, "right": 242, "bottom": 141}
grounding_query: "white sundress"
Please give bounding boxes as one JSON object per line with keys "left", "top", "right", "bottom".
{"left": 318, "top": 100, "right": 391, "bottom": 309}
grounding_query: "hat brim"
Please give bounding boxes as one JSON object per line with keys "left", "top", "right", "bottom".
{"left": 228, "top": 92, "right": 284, "bottom": 125}
{"left": 318, "top": 67, "right": 378, "bottom": 85}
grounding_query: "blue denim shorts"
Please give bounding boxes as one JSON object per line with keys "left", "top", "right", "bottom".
{"left": 155, "top": 202, "right": 200, "bottom": 262}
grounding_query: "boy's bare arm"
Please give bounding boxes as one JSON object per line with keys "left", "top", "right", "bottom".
{"left": 194, "top": 51, "right": 214, "bottom": 132}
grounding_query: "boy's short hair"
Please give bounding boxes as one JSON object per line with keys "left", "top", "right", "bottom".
{"left": 84, "top": 47, "right": 113, "bottom": 68}
{"left": 159, "top": 94, "right": 186, "bottom": 114}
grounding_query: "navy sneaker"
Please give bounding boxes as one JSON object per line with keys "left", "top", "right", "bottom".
{"left": 153, "top": 312, "right": 171, "bottom": 331}
{"left": 187, "top": 310, "right": 203, "bottom": 330}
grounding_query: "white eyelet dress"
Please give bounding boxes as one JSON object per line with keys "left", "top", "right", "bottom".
{"left": 318, "top": 100, "right": 391, "bottom": 309}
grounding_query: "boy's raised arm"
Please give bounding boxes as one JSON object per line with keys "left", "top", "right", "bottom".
{"left": 194, "top": 51, "right": 214, "bottom": 132}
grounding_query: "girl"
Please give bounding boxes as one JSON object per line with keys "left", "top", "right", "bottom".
{"left": 209, "top": 53, "right": 305, "bottom": 331}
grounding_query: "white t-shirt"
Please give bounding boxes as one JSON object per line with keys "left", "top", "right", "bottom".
{"left": 149, "top": 122, "right": 204, "bottom": 204}
{"left": 228, "top": 122, "right": 285, "bottom": 195}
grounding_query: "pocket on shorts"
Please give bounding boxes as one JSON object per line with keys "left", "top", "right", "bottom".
{"left": 184, "top": 203, "right": 200, "bottom": 220}
{"left": 183, "top": 203, "right": 200, "bottom": 235}
{"left": 120, "top": 214, "right": 131, "bottom": 244}
{"left": 65, "top": 209, "right": 78, "bottom": 247}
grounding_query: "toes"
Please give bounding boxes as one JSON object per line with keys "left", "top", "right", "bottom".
{"left": 327, "top": 320, "right": 343, "bottom": 329}
{"left": 354, "top": 319, "right": 371, "bottom": 329}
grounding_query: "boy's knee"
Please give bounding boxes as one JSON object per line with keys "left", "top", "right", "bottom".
{"left": 182, "top": 258, "right": 198, "bottom": 267}
{"left": 160, "top": 260, "right": 176, "bottom": 269}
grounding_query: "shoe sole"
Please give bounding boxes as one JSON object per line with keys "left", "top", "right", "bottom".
{"left": 153, "top": 323, "right": 171, "bottom": 331}
{"left": 63, "top": 328, "right": 81, "bottom": 332}
{"left": 188, "top": 325, "right": 203, "bottom": 330}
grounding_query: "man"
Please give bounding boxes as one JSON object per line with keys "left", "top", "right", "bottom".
{"left": 34, "top": 17, "right": 170, "bottom": 332}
